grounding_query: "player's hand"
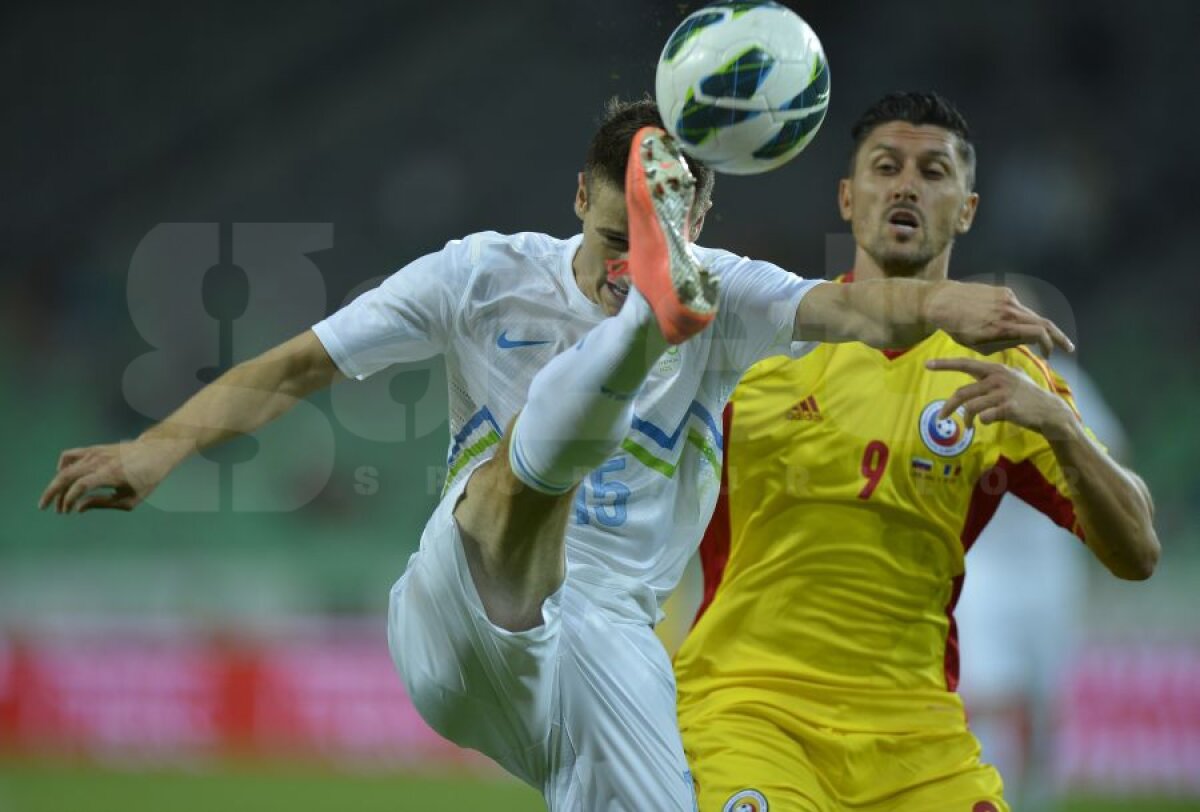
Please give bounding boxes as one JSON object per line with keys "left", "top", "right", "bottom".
{"left": 38, "top": 440, "right": 178, "bottom": 513}
{"left": 926, "top": 357, "right": 1075, "bottom": 434}
{"left": 925, "top": 281, "right": 1074, "bottom": 356}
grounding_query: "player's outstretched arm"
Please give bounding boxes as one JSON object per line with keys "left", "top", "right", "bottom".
{"left": 39, "top": 330, "right": 342, "bottom": 514}
{"left": 793, "top": 279, "right": 1074, "bottom": 356}
{"left": 929, "top": 357, "right": 1160, "bottom": 580}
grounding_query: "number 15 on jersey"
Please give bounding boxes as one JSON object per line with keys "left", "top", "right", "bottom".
{"left": 575, "top": 457, "right": 630, "bottom": 527}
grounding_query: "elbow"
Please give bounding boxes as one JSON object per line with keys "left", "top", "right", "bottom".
{"left": 1112, "top": 530, "right": 1161, "bottom": 581}
{"left": 1133, "top": 535, "right": 1162, "bottom": 580}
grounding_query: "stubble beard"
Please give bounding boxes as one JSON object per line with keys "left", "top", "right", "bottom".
{"left": 867, "top": 244, "right": 933, "bottom": 278}
{"left": 866, "top": 228, "right": 944, "bottom": 278}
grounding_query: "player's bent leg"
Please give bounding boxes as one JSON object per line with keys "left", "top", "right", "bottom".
{"left": 504, "top": 286, "right": 667, "bottom": 499}
{"left": 493, "top": 126, "right": 717, "bottom": 506}
{"left": 452, "top": 422, "right": 575, "bottom": 631}
{"left": 390, "top": 456, "right": 698, "bottom": 809}
{"left": 388, "top": 461, "right": 567, "bottom": 790}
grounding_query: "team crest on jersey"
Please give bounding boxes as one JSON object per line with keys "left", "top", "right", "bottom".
{"left": 657, "top": 344, "right": 682, "bottom": 376}
{"left": 918, "top": 400, "right": 975, "bottom": 457}
{"left": 723, "top": 789, "right": 768, "bottom": 812}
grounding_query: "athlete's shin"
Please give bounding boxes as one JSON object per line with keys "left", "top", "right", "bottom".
{"left": 508, "top": 290, "right": 665, "bottom": 494}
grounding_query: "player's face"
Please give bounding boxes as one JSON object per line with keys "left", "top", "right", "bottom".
{"left": 840, "top": 122, "right": 979, "bottom": 276}
{"left": 573, "top": 174, "right": 631, "bottom": 316}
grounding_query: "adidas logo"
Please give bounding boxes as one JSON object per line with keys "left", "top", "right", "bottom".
{"left": 786, "top": 395, "right": 823, "bottom": 421}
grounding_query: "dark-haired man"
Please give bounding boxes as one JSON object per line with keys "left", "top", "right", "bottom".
{"left": 40, "top": 97, "right": 1070, "bottom": 810}
{"left": 673, "top": 91, "right": 1159, "bottom": 812}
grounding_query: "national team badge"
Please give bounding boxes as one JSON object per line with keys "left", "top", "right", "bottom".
{"left": 723, "top": 789, "right": 769, "bottom": 812}
{"left": 657, "top": 344, "right": 682, "bottom": 376}
{"left": 918, "top": 400, "right": 975, "bottom": 458}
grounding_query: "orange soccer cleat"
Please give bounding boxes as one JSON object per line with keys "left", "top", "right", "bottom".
{"left": 624, "top": 126, "right": 718, "bottom": 345}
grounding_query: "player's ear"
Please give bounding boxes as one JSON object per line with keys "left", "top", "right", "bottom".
{"left": 956, "top": 192, "right": 979, "bottom": 234}
{"left": 838, "top": 178, "right": 853, "bottom": 222}
{"left": 574, "top": 172, "right": 588, "bottom": 220}
{"left": 690, "top": 200, "right": 712, "bottom": 241}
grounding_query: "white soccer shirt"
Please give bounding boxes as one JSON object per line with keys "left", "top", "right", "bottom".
{"left": 314, "top": 231, "right": 818, "bottom": 623}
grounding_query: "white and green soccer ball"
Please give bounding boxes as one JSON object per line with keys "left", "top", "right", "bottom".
{"left": 655, "top": 1, "right": 830, "bottom": 175}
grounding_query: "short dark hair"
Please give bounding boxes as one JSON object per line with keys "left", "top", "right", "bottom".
{"left": 584, "top": 96, "right": 715, "bottom": 211}
{"left": 849, "top": 91, "right": 976, "bottom": 190}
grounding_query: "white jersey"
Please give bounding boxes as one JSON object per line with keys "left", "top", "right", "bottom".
{"left": 314, "top": 231, "right": 817, "bottom": 624}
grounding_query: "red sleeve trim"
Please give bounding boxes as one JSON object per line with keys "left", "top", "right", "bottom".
{"left": 945, "top": 459, "right": 1011, "bottom": 692}
{"left": 1003, "top": 456, "right": 1082, "bottom": 537}
{"left": 945, "top": 454, "right": 1084, "bottom": 691}
{"left": 693, "top": 402, "right": 736, "bottom": 627}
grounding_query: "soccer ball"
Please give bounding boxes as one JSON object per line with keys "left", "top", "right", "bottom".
{"left": 655, "top": 1, "right": 830, "bottom": 175}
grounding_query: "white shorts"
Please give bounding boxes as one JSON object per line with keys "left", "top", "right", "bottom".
{"left": 388, "top": 476, "right": 697, "bottom": 811}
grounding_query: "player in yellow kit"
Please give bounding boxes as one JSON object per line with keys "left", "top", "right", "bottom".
{"left": 674, "top": 92, "right": 1161, "bottom": 812}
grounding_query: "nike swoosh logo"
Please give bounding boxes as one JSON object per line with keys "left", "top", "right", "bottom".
{"left": 497, "top": 330, "right": 552, "bottom": 349}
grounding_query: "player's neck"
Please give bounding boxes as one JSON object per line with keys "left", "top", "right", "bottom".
{"left": 850, "top": 247, "right": 951, "bottom": 282}
{"left": 571, "top": 245, "right": 604, "bottom": 307}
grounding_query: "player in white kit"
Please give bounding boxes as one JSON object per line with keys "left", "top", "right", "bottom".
{"left": 40, "top": 100, "right": 1072, "bottom": 810}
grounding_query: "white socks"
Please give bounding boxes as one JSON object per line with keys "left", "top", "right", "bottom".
{"left": 508, "top": 289, "right": 667, "bottom": 494}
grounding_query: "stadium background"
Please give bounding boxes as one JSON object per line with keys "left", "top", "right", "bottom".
{"left": 2, "top": 1, "right": 1197, "bottom": 809}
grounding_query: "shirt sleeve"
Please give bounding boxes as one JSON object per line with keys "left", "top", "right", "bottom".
{"left": 996, "top": 349, "right": 1106, "bottom": 540}
{"left": 312, "top": 237, "right": 476, "bottom": 380}
{"left": 706, "top": 251, "right": 823, "bottom": 373}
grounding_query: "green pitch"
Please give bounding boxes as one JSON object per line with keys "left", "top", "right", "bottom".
{"left": 2, "top": 761, "right": 1198, "bottom": 811}
{"left": 0, "top": 761, "right": 545, "bottom": 812}
{"left": 1060, "top": 800, "right": 1200, "bottom": 812}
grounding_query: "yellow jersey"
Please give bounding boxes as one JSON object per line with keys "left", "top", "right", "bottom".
{"left": 674, "top": 297, "right": 1089, "bottom": 735}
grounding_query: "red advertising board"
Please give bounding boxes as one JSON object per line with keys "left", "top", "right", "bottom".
{"left": 3, "top": 628, "right": 1196, "bottom": 794}
{"left": 1054, "top": 643, "right": 1200, "bottom": 794}
{"left": 0, "top": 626, "right": 489, "bottom": 771}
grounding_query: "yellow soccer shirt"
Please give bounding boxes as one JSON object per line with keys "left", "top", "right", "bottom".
{"left": 674, "top": 304, "right": 1089, "bottom": 735}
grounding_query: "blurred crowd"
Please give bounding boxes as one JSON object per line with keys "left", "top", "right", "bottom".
{"left": 3, "top": 0, "right": 1196, "bottom": 663}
